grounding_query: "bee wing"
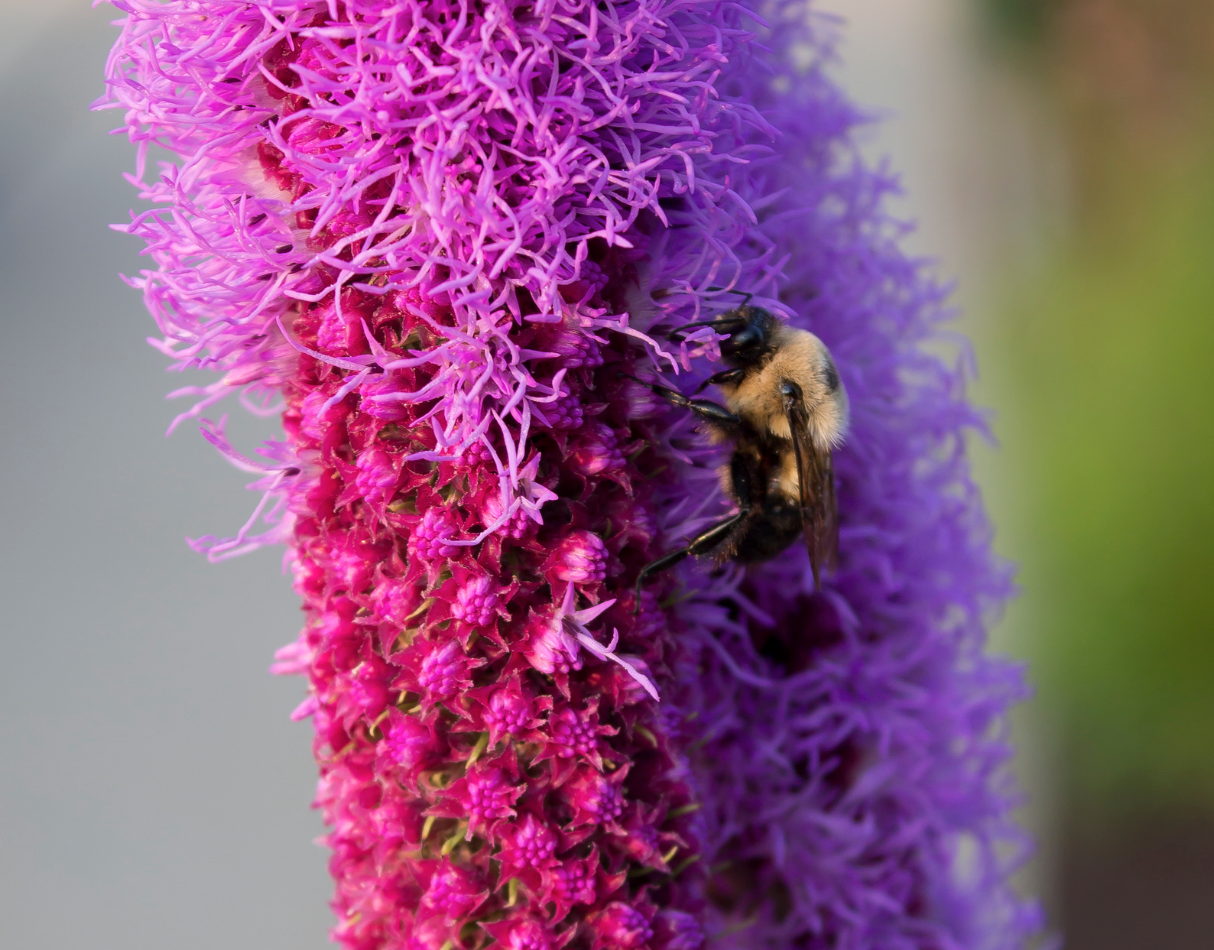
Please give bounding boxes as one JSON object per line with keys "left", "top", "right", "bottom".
{"left": 782, "top": 388, "right": 838, "bottom": 587}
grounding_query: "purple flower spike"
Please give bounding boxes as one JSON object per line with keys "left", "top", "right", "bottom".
{"left": 103, "top": 0, "right": 1041, "bottom": 948}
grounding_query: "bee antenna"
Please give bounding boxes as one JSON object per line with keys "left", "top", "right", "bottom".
{"left": 704, "top": 286, "right": 754, "bottom": 306}
{"left": 667, "top": 320, "right": 724, "bottom": 339}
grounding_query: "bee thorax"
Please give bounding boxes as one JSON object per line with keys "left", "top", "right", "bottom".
{"left": 723, "top": 326, "right": 844, "bottom": 446}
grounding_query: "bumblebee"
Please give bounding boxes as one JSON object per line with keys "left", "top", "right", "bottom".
{"left": 629, "top": 304, "right": 848, "bottom": 604}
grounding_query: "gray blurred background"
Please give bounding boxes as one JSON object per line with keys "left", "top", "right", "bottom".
{"left": 0, "top": 4, "right": 331, "bottom": 948}
{"left": 5, "top": 2, "right": 1214, "bottom": 949}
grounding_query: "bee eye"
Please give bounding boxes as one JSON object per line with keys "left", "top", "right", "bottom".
{"left": 822, "top": 360, "right": 840, "bottom": 394}
{"left": 722, "top": 324, "right": 763, "bottom": 355}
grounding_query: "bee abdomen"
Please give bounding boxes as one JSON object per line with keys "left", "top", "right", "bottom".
{"left": 732, "top": 502, "right": 803, "bottom": 563}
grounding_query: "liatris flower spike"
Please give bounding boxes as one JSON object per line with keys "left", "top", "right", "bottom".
{"left": 102, "top": 1, "right": 1043, "bottom": 949}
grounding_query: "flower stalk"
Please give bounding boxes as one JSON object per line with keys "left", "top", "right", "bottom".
{"left": 103, "top": 0, "right": 1041, "bottom": 948}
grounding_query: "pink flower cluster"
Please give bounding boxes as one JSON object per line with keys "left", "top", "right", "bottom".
{"left": 242, "top": 285, "right": 706, "bottom": 950}
{"left": 275, "top": 287, "right": 699, "bottom": 949}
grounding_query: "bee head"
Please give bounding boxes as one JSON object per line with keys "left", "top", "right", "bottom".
{"left": 668, "top": 306, "right": 779, "bottom": 365}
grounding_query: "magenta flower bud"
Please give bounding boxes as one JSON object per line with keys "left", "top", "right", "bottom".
{"left": 480, "top": 680, "right": 545, "bottom": 746}
{"left": 329, "top": 535, "right": 380, "bottom": 599}
{"left": 406, "top": 918, "right": 450, "bottom": 950}
{"left": 347, "top": 657, "right": 392, "bottom": 721}
{"left": 588, "top": 902, "right": 655, "bottom": 950}
{"left": 523, "top": 608, "right": 584, "bottom": 679}
{"left": 419, "top": 863, "right": 489, "bottom": 926}
{"left": 367, "top": 796, "right": 424, "bottom": 857}
{"left": 481, "top": 916, "right": 562, "bottom": 950}
{"left": 536, "top": 391, "right": 584, "bottom": 431}
{"left": 497, "top": 813, "right": 561, "bottom": 889}
{"left": 564, "top": 766, "right": 626, "bottom": 827}
{"left": 481, "top": 489, "right": 539, "bottom": 542}
{"left": 450, "top": 575, "right": 500, "bottom": 627}
{"left": 543, "top": 851, "right": 599, "bottom": 920}
{"left": 547, "top": 327, "right": 605, "bottom": 370}
{"left": 548, "top": 530, "right": 608, "bottom": 584}
{"left": 414, "top": 640, "right": 473, "bottom": 705}
{"left": 437, "top": 761, "right": 524, "bottom": 839}
{"left": 604, "top": 498, "right": 658, "bottom": 551}
{"left": 614, "top": 808, "right": 669, "bottom": 871}
{"left": 358, "top": 373, "right": 414, "bottom": 422}
{"left": 298, "top": 388, "right": 347, "bottom": 441}
{"left": 382, "top": 708, "right": 443, "bottom": 782}
{"left": 409, "top": 508, "right": 459, "bottom": 562}
{"left": 549, "top": 707, "right": 599, "bottom": 760}
{"left": 371, "top": 578, "right": 419, "bottom": 628}
{"left": 570, "top": 423, "right": 626, "bottom": 477}
{"left": 315, "top": 296, "right": 371, "bottom": 357}
{"left": 544, "top": 702, "right": 613, "bottom": 768}
{"left": 457, "top": 439, "right": 493, "bottom": 468}
{"left": 353, "top": 446, "right": 399, "bottom": 512}
{"left": 653, "top": 912, "right": 704, "bottom": 950}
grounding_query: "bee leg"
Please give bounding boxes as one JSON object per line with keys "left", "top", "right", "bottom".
{"left": 633, "top": 455, "right": 754, "bottom": 612}
{"left": 618, "top": 373, "right": 741, "bottom": 431}
{"left": 633, "top": 510, "right": 749, "bottom": 612}
{"left": 691, "top": 367, "right": 747, "bottom": 396}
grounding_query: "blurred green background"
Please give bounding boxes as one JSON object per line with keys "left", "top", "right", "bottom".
{"left": 973, "top": 0, "right": 1214, "bottom": 943}
{"left": 980, "top": 0, "right": 1214, "bottom": 814}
